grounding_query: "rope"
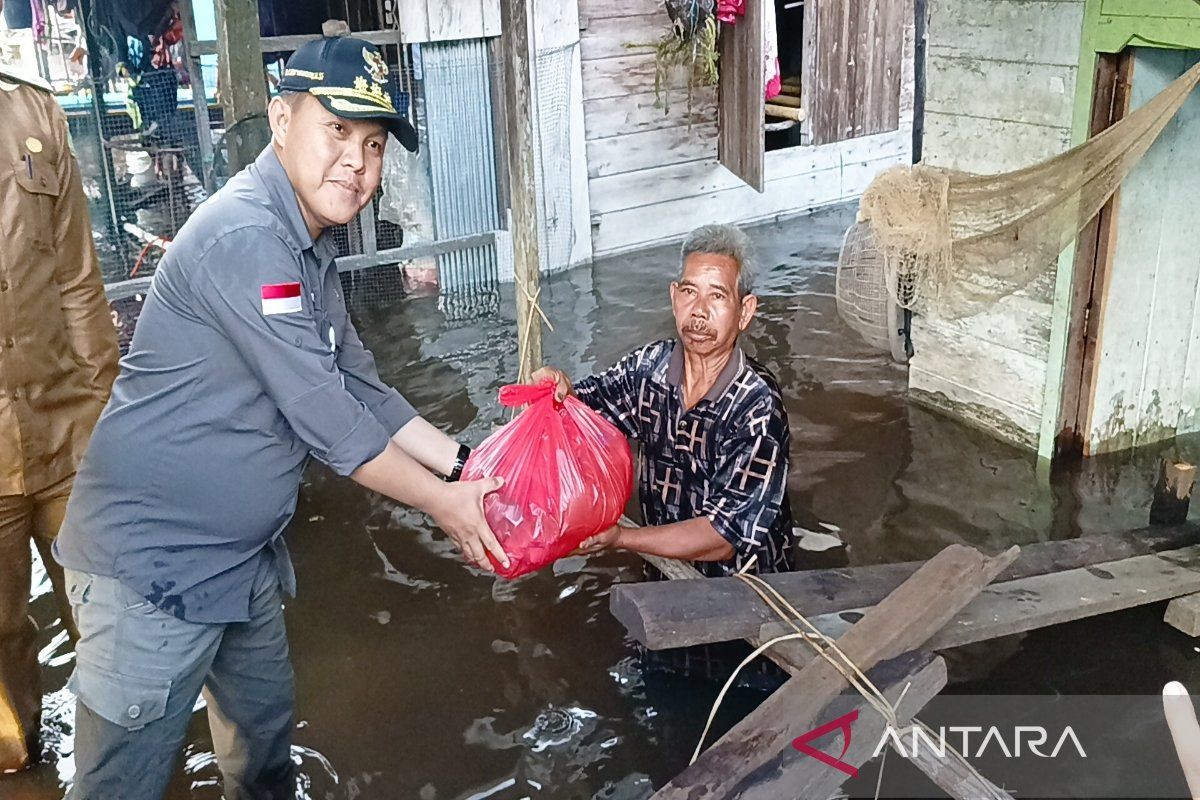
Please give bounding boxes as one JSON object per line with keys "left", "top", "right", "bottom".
{"left": 512, "top": 270, "right": 553, "bottom": 391}
{"left": 686, "top": 562, "right": 1009, "bottom": 800}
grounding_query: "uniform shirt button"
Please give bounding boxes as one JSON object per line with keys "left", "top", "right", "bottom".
{"left": 127, "top": 704, "right": 141, "bottom": 720}
{"left": 10, "top": 389, "right": 19, "bottom": 400}
{"left": 0, "top": 281, "right": 8, "bottom": 291}
{"left": 4, "top": 338, "right": 13, "bottom": 348}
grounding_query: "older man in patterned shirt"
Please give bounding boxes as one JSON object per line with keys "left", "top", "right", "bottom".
{"left": 534, "top": 223, "right": 794, "bottom": 578}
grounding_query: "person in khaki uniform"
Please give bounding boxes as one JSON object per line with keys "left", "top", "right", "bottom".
{"left": 0, "top": 59, "right": 120, "bottom": 772}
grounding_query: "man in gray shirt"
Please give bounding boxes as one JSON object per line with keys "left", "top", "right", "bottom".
{"left": 53, "top": 34, "right": 507, "bottom": 799}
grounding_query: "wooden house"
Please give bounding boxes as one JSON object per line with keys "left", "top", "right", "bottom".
{"left": 909, "top": 0, "right": 1200, "bottom": 459}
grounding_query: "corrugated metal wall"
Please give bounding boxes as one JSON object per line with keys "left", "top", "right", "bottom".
{"left": 419, "top": 39, "right": 502, "bottom": 302}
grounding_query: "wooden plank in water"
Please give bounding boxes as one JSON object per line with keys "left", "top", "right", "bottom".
{"left": 739, "top": 651, "right": 948, "bottom": 800}
{"left": 1165, "top": 592, "right": 1200, "bottom": 637}
{"left": 652, "top": 544, "right": 1017, "bottom": 799}
{"left": 641, "top": 553, "right": 815, "bottom": 674}
{"left": 761, "top": 544, "right": 1200, "bottom": 649}
{"left": 611, "top": 523, "right": 1200, "bottom": 650}
{"left": 638, "top": 547, "right": 1011, "bottom": 800}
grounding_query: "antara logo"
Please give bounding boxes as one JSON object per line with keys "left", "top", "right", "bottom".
{"left": 873, "top": 725, "right": 1088, "bottom": 759}
{"left": 792, "top": 713, "right": 1087, "bottom": 776}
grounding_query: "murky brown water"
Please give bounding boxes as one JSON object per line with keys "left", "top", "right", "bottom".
{"left": 9, "top": 202, "right": 1200, "bottom": 799}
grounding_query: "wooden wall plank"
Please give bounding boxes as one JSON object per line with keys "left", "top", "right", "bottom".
{"left": 899, "top": 0, "right": 916, "bottom": 117}
{"left": 590, "top": 149, "right": 907, "bottom": 254}
{"left": 716, "top": 0, "right": 764, "bottom": 190}
{"left": 800, "top": 0, "right": 818, "bottom": 138}
{"left": 579, "top": 0, "right": 663, "bottom": 19}
{"left": 861, "top": 0, "right": 881, "bottom": 135}
{"left": 589, "top": 128, "right": 909, "bottom": 213}
{"left": 397, "top": 0, "right": 430, "bottom": 42}
{"left": 585, "top": 122, "right": 717, "bottom": 178}
{"left": 482, "top": 0, "right": 502, "bottom": 38}
{"left": 880, "top": 0, "right": 904, "bottom": 131}
{"left": 582, "top": 88, "right": 716, "bottom": 140}
{"left": 926, "top": 0, "right": 1086, "bottom": 67}
{"left": 534, "top": 0, "right": 580, "bottom": 47}
{"left": 923, "top": 111, "right": 1071, "bottom": 173}
{"left": 582, "top": 52, "right": 696, "bottom": 100}
{"left": 925, "top": 56, "right": 1077, "bottom": 128}
{"left": 428, "top": 0, "right": 484, "bottom": 40}
{"left": 578, "top": 13, "right": 661, "bottom": 60}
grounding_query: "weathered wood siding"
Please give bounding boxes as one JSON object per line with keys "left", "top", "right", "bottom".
{"left": 578, "top": 0, "right": 916, "bottom": 256}
{"left": 1086, "top": 48, "right": 1200, "bottom": 453}
{"left": 809, "top": 0, "right": 906, "bottom": 145}
{"left": 909, "top": 0, "right": 1086, "bottom": 449}
{"left": 398, "top": 0, "right": 502, "bottom": 42}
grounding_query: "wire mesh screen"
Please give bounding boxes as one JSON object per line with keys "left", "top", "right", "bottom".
{"left": 532, "top": 43, "right": 577, "bottom": 275}
{"left": 419, "top": 39, "right": 503, "bottom": 321}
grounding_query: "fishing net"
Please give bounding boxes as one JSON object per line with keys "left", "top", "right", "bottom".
{"left": 856, "top": 60, "right": 1200, "bottom": 319}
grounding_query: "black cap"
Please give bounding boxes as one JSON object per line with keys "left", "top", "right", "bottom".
{"left": 278, "top": 34, "right": 418, "bottom": 153}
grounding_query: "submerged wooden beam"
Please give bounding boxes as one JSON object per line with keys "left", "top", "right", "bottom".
{"left": 738, "top": 651, "right": 948, "bottom": 800}
{"left": 638, "top": 549, "right": 1010, "bottom": 800}
{"left": 1165, "top": 592, "right": 1200, "bottom": 637}
{"left": 761, "top": 544, "right": 1200, "bottom": 649}
{"left": 613, "top": 523, "right": 1199, "bottom": 650}
{"left": 652, "top": 544, "right": 1017, "bottom": 799}
{"left": 641, "top": 553, "right": 815, "bottom": 674}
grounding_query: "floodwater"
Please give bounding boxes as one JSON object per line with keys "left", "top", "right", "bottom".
{"left": 9, "top": 202, "right": 1200, "bottom": 799}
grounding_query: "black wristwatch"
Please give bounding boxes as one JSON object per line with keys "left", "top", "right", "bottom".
{"left": 446, "top": 443, "right": 471, "bottom": 482}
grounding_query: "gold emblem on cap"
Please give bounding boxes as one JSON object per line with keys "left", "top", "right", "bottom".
{"left": 363, "top": 47, "right": 388, "bottom": 84}
{"left": 25, "top": 137, "right": 43, "bottom": 154}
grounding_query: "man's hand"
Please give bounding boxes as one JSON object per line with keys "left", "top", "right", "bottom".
{"left": 427, "top": 477, "right": 510, "bottom": 572}
{"left": 530, "top": 366, "right": 573, "bottom": 403}
{"left": 573, "top": 524, "right": 623, "bottom": 555}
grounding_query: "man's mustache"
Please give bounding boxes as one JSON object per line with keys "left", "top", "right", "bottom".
{"left": 684, "top": 319, "right": 713, "bottom": 336}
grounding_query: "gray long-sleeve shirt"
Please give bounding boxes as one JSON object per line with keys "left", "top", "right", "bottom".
{"left": 54, "top": 146, "right": 417, "bottom": 623}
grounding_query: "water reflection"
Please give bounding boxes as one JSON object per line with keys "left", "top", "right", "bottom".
{"left": 10, "top": 202, "right": 1200, "bottom": 798}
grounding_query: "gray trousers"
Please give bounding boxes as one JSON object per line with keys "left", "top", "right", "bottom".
{"left": 64, "top": 552, "right": 295, "bottom": 800}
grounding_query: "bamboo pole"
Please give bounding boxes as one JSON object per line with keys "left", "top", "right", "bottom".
{"left": 499, "top": 0, "right": 543, "bottom": 383}
{"left": 769, "top": 93, "right": 801, "bottom": 108}
{"left": 765, "top": 104, "right": 805, "bottom": 122}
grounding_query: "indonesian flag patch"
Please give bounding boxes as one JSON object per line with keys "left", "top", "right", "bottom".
{"left": 261, "top": 282, "right": 302, "bottom": 315}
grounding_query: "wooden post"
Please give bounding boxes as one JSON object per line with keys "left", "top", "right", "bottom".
{"left": 499, "top": 0, "right": 543, "bottom": 383}
{"left": 1151, "top": 459, "right": 1196, "bottom": 525}
{"left": 179, "top": 0, "right": 216, "bottom": 193}
{"left": 214, "top": 0, "right": 271, "bottom": 174}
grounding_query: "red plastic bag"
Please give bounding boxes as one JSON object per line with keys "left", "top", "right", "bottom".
{"left": 462, "top": 380, "right": 633, "bottom": 579}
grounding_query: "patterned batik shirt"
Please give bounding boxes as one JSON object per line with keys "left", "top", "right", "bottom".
{"left": 575, "top": 338, "right": 794, "bottom": 577}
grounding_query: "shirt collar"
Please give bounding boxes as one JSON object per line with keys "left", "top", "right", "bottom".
{"left": 665, "top": 340, "right": 746, "bottom": 405}
{"left": 251, "top": 146, "right": 338, "bottom": 263}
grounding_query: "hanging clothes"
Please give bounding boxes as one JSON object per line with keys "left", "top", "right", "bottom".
{"left": 716, "top": 0, "right": 744, "bottom": 24}
{"left": 764, "top": 0, "right": 781, "bottom": 100}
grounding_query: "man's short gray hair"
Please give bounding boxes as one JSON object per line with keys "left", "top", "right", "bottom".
{"left": 680, "top": 224, "right": 756, "bottom": 298}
